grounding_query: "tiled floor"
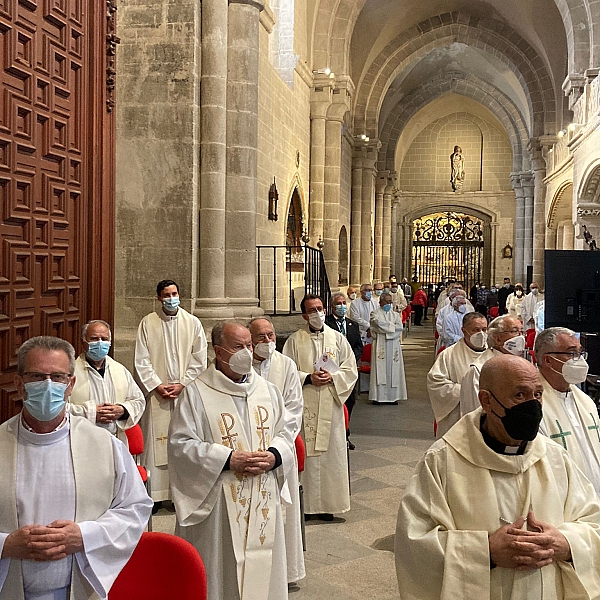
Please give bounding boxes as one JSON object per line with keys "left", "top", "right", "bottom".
{"left": 153, "top": 321, "right": 437, "bottom": 599}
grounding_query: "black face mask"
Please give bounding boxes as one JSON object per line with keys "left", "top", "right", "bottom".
{"left": 489, "top": 391, "right": 542, "bottom": 442}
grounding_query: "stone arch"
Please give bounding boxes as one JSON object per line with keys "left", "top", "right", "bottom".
{"left": 378, "top": 74, "right": 529, "bottom": 173}
{"left": 284, "top": 175, "right": 308, "bottom": 246}
{"left": 338, "top": 225, "right": 349, "bottom": 285}
{"left": 548, "top": 181, "right": 575, "bottom": 249}
{"left": 353, "top": 13, "right": 556, "bottom": 139}
{"left": 578, "top": 160, "right": 600, "bottom": 203}
{"left": 553, "top": 0, "right": 592, "bottom": 74}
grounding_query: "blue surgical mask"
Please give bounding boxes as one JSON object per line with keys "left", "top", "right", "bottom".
{"left": 382, "top": 303, "right": 392, "bottom": 312}
{"left": 86, "top": 340, "right": 111, "bottom": 362}
{"left": 375, "top": 289, "right": 383, "bottom": 296}
{"left": 24, "top": 380, "right": 68, "bottom": 422}
{"left": 334, "top": 304, "right": 347, "bottom": 318}
{"left": 364, "top": 291, "right": 372, "bottom": 301}
{"left": 384, "top": 287, "right": 390, "bottom": 294}
{"left": 163, "top": 297, "right": 180, "bottom": 311}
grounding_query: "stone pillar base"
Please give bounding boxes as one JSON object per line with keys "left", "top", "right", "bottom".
{"left": 194, "top": 298, "right": 235, "bottom": 321}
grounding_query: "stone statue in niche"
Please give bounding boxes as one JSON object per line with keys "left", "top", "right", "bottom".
{"left": 450, "top": 145, "right": 465, "bottom": 192}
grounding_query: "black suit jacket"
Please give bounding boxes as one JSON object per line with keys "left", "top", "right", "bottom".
{"left": 325, "top": 314, "right": 364, "bottom": 361}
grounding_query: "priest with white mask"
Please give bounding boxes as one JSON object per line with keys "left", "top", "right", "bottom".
{"left": 348, "top": 283, "right": 379, "bottom": 342}
{"left": 521, "top": 282, "right": 544, "bottom": 334}
{"left": 248, "top": 316, "right": 306, "bottom": 586}
{"left": 283, "top": 294, "right": 358, "bottom": 520}
{"left": 535, "top": 327, "right": 600, "bottom": 496}
{"left": 369, "top": 292, "right": 407, "bottom": 405}
{"left": 69, "top": 320, "right": 145, "bottom": 444}
{"left": 427, "top": 312, "right": 489, "bottom": 437}
{"left": 0, "top": 336, "right": 152, "bottom": 600}
{"left": 440, "top": 295, "right": 472, "bottom": 347}
{"left": 460, "top": 315, "right": 526, "bottom": 418}
{"left": 168, "top": 321, "right": 295, "bottom": 600}
{"left": 435, "top": 289, "right": 473, "bottom": 351}
{"left": 397, "top": 354, "right": 600, "bottom": 600}
{"left": 134, "top": 279, "right": 208, "bottom": 508}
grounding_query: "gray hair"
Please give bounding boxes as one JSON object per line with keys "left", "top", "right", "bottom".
{"left": 18, "top": 336, "right": 76, "bottom": 375}
{"left": 462, "top": 311, "right": 486, "bottom": 328}
{"left": 380, "top": 292, "right": 393, "bottom": 304}
{"left": 487, "top": 315, "right": 516, "bottom": 347}
{"left": 211, "top": 320, "right": 248, "bottom": 347}
{"left": 81, "top": 320, "right": 112, "bottom": 341}
{"left": 534, "top": 327, "right": 577, "bottom": 360}
{"left": 360, "top": 283, "right": 372, "bottom": 291}
{"left": 331, "top": 292, "right": 346, "bottom": 304}
{"left": 247, "top": 316, "right": 274, "bottom": 330}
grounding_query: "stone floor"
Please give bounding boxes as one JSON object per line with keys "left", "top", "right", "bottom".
{"left": 153, "top": 319, "right": 437, "bottom": 599}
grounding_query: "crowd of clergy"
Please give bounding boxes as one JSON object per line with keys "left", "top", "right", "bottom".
{"left": 4, "top": 273, "right": 600, "bottom": 600}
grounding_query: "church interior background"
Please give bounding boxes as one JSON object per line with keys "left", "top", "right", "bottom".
{"left": 2, "top": 0, "right": 600, "bottom": 418}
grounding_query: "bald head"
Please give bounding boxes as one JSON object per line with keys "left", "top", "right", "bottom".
{"left": 480, "top": 355, "right": 539, "bottom": 392}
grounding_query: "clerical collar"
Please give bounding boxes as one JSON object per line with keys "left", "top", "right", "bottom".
{"left": 214, "top": 360, "right": 248, "bottom": 383}
{"left": 85, "top": 354, "right": 106, "bottom": 377}
{"left": 159, "top": 308, "right": 178, "bottom": 321}
{"left": 19, "top": 413, "right": 70, "bottom": 445}
{"left": 308, "top": 325, "right": 324, "bottom": 334}
{"left": 479, "top": 415, "right": 527, "bottom": 455}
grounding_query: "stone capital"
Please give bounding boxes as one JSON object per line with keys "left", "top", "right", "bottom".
{"left": 229, "top": 0, "right": 264, "bottom": 10}
{"left": 376, "top": 170, "right": 389, "bottom": 194}
{"left": 562, "top": 73, "right": 587, "bottom": 109}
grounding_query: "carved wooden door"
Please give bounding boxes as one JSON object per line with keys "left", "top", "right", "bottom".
{"left": 0, "top": 1, "right": 115, "bottom": 422}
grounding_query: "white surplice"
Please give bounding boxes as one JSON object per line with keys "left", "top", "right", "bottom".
{"left": 168, "top": 365, "right": 293, "bottom": 600}
{"left": 282, "top": 325, "right": 357, "bottom": 514}
{"left": 521, "top": 291, "right": 545, "bottom": 330}
{"left": 0, "top": 414, "right": 152, "bottom": 600}
{"left": 254, "top": 351, "right": 306, "bottom": 583}
{"left": 134, "top": 307, "right": 207, "bottom": 501}
{"left": 396, "top": 408, "right": 600, "bottom": 600}
{"left": 369, "top": 308, "right": 407, "bottom": 403}
{"left": 348, "top": 297, "right": 379, "bottom": 339}
{"left": 539, "top": 374, "right": 600, "bottom": 496}
{"left": 391, "top": 289, "right": 408, "bottom": 312}
{"left": 427, "top": 338, "right": 487, "bottom": 437}
{"left": 435, "top": 302, "right": 474, "bottom": 350}
{"left": 506, "top": 292, "right": 525, "bottom": 320}
{"left": 69, "top": 355, "right": 145, "bottom": 443}
{"left": 459, "top": 348, "right": 499, "bottom": 418}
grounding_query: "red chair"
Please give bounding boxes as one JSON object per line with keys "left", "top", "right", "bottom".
{"left": 295, "top": 435, "right": 306, "bottom": 550}
{"left": 489, "top": 306, "right": 499, "bottom": 319}
{"left": 358, "top": 343, "right": 372, "bottom": 393}
{"left": 109, "top": 532, "right": 207, "bottom": 600}
{"left": 125, "top": 425, "right": 152, "bottom": 531}
{"left": 525, "top": 328, "right": 536, "bottom": 350}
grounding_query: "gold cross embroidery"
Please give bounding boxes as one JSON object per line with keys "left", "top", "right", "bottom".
{"left": 155, "top": 434, "right": 168, "bottom": 445}
{"left": 256, "top": 405, "right": 270, "bottom": 451}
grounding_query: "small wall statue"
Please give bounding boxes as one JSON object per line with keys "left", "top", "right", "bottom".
{"left": 450, "top": 145, "right": 465, "bottom": 192}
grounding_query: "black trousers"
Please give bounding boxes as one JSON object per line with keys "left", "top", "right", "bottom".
{"left": 413, "top": 305, "right": 424, "bottom": 325}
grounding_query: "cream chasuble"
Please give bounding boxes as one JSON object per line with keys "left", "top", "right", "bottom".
{"left": 282, "top": 325, "right": 357, "bottom": 514}
{"left": 427, "top": 339, "right": 486, "bottom": 437}
{"left": 539, "top": 374, "right": 600, "bottom": 496}
{"left": 69, "top": 355, "right": 145, "bottom": 442}
{"left": 169, "top": 365, "right": 293, "bottom": 600}
{"left": 134, "top": 307, "right": 207, "bottom": 501}
{"left": 396, "top": 408, "right": 600, "bottom": 600}
{"left": 0, "top": 415, "right": 152, "bottom": 600}
{"left": 459, "top": 348, "right": 498, "bottom": 418}
{"left": 254, "top": 351, "right": 305, "bottom": 583}
{"left": 369, "top": 307, "right": 407, "bottom": 403}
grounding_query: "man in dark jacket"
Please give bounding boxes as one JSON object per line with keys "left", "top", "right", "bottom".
{"left": 325, "top": 292, "right": 363, "bottom": 449}
{"left": 497, "top": 277, "right": 515, "bottom": 315}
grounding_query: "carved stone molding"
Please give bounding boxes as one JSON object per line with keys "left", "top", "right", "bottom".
{"left": 106, "top": 0, "right": 121, "bottom": 113}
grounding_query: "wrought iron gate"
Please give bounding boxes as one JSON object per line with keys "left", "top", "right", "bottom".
{"left": 412, "top": 212, "right": 484, "bottom": 289}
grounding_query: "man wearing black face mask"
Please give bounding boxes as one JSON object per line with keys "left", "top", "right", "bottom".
{"left": 535, "top": 327, "right": 600, "bottom": 497}
{"left": 396, "top": 354, "right": 600, "bottom": 600}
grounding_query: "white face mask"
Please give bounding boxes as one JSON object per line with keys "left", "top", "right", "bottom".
{"left": 308, "top": 311, "right": 326, "bottom": 330}
{"left": 469, "top": 331, "right": 488, "bottom": 349}
{"left": 227, "top": 348, "right": 253, "bottom": 375}
{"left": 503, "top": 335, "right": 526, "bottom": 355}
{"left": 254, "top": 341, "right": 276, "bottom": 360}
{"left": 554, "top": 357, "right": 589, "bottom": 385}
{"left": 349, "top": 293, "right": 357, "bottom": 300}
{"left": 531, "top": 288, "right": 539, "bottom": 295}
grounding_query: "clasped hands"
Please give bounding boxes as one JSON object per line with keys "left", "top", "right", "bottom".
{"left": 230, "top": 450, "right": 276, "bottom": 475}
{"left": 310, "top": 368, "right": 333, "bottom": 387}
{"left": 489, "top": 511, "right": 571, "bottom": 571}
{"left": 96, "top": 403, "right": 124, "bottom": 423}
{"left": 156, "top": 383, "right": 184, "bottom": 400}
{"left": 1, "top": 520, "right": 83, "bottom": 562}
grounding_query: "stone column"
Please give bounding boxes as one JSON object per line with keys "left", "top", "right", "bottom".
{"left": 374, "top": 173, "right": 386, "bottom": 281}
{"left": 522, "top": 173, "right": 534, "bottom": 275}
{"left": 309, "top": 74, "right": 334, "bottom": 246}
{"left": 350, "top": 152, "right": 363, "bottom": 286}
{"left": 545, "top": 227, "right": 557, "bottom": 251}
{"left": 511, "top": 174, "right": 525, "bottom": 283}
{"left": 390, "top": 194, "right": 399, "bottom": 276}
{"left": 532, "top": 153, "right": 547, "bottom": 286}
{"left": 224, "top": 0, "right": 264, "bottom": 318}
{"left": 382, "top": 174, "right": 395, "bottom": 281}
{"left": 360, "top": 150, "right": 377, "bottom": 283}
{"left": 196, "top": 0, "right": 233, "bottom": 319}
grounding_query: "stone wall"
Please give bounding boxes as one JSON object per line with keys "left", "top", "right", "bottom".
{"left": 398, "top": 113, "right": 513, "bottom": 193}
{"left": 114, "top": 0, "right": 199, "bottom": 368}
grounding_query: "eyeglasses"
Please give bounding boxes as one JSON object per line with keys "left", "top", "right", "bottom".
{"left": 22, "top": 372, "right": 73, "bottom": 384}
{"left": 546, "top": 351, "right": 588, "bottom": 362}
{"left": 253, "top": 333, "right": 275, "bottom": 342}
{"left": 504, "top": 328, "right": 524, "bottom": 335}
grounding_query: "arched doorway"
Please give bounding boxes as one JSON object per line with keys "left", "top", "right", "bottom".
{"left": 286, "top": 188, "right": 304, "bottom": 248}
{"left": 338, "top": 226, "right": 348, "bottom": 286}
{"left": 547, "top": 183, "right": 574, "bottom": 250}
{"left": 412, "top": 211, "right": 484, "bottom": 288}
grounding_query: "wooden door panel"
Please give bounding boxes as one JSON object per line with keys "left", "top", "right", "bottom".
{"left": 0, "top": 0, "right": 114, "bottom": 423}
